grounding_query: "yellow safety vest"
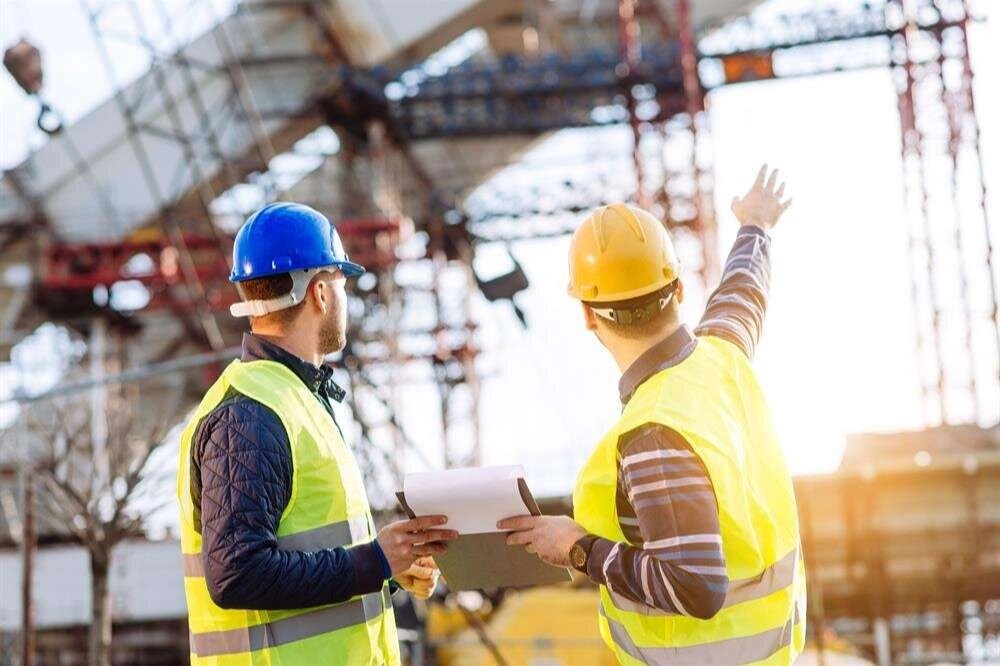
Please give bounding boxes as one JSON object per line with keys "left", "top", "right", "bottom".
{"left": 176, "top": 359, "right": 400, "bottom": 666}
{"left": 574, "top": 336, "right": 806, "bottom": 665}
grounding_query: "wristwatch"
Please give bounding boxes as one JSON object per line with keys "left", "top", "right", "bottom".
{"left": 569, "top": 535, "right": 597, "bottom": 574}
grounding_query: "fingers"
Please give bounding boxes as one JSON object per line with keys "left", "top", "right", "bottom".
{"left": 406, "top": 565, "right": 436, "bottom": 580}
{"left": 765, "top": 168, "right": 779, "bottom": 193}
{"left": 412, "top": 542, "right": 449, "bottom": 556}
{"left": 497, "top": 515, "right": 539, "bottom": 531}
{"left": 753, "top": 163, "right": 768, "bottom": 188}
{"left": 400, "top": 515, "right": 449, "bottom": 532}
{"left": 779, "top": 199, "right": 793, "bottom": 214}
{"left": 404, "top": 528, "right": 459, "bottom": 545}
{"left": 415, "top": 556, "right": 438, "bottom": 569}
{"left": 506, "top": 529, "right": 535, "bottom": 546}
{"left": 411, "top": 581, "right": 434, "bottom": 600}
{"left": 775, "top": 181, "right": 786, "bottom": 199}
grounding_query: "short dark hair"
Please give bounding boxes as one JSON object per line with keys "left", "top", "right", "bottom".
{"left": 586, "top": 283, "right": 680, "bottom": 340}
{"left": 237, "top": 273, "right": 306, "bottom": 329}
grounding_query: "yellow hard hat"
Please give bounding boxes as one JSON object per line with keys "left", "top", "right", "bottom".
{"left": 567, "top": 203, "right": 680, "bottom": 303}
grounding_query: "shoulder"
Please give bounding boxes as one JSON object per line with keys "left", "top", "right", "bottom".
{"left": 617, "top": 423, "right": 694, "bottom": 458}
{"left": 695, "top": 333, "right": 752, "bottom": 362}
{"left": 615, "top": 423, "right": 714, "bottom": 493}
{"left": 194, "top": 389, "right": 290, "bottom": 456}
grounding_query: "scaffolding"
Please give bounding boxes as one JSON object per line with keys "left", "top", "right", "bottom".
{"left": 2, "top": 0, "right": 998, "bottom": 659}
{"left": 889, "top": 0, "right": 999, "bottom": 426}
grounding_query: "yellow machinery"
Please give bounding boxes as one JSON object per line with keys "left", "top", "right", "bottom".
{"left": 431, "top": 586, "right": 615, "bottom": 666}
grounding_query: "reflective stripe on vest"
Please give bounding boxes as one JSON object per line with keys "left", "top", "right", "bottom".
{"left": 599, "top": 602, "right": 802, "bottom": 665}
{"left": 190, "top": 588, "right": 391, "bottom": 657}
{"left": 182, "top": 515, "right": 370, "bottom": 577}
{"left": 176, "top": 359, "right": 400, "bottom": 665}
{"left": 606, "top": 547, "right": 799, "bottom": 617}
{"left": 573, "top": 336, "right": 805, "bottom": 664}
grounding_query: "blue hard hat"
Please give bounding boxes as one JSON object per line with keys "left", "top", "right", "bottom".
{"left": 229, "top": 202, "right": 365, "bottom": 282}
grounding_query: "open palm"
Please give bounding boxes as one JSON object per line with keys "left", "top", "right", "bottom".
{"left": 731, "top": 164, "right": 792, "bottom": 231}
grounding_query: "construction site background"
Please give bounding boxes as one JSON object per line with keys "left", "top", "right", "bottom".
{"left": 1, "top": 0, "right": 999, "bottom": 664}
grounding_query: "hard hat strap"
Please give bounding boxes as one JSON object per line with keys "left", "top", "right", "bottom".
{"left": 590, "top": 284, "right": 677, "bottom": 325}
{"left": 229, "top": 267, "right": 334, "bottom": 318}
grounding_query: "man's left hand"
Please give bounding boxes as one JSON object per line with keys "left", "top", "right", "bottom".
{"left": 395, "top": 557, "right": 440, "bottom": 600}
{"left": 497, "top": 515, "right": 587, "bottom": 568}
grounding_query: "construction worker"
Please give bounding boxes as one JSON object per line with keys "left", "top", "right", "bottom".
{"left": 500, "top": 166, "right": 805, "bottom": 665}
{"left": 176, "top": 202, "right": 457, "bottom": 665}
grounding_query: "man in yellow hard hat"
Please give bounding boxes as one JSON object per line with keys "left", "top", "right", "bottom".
{"left": 500, "top": 166, "right": 805, "bottom": 664}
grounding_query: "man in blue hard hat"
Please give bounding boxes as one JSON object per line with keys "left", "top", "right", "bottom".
{"left": 176, "top": 202, "right": 455, "bottom": 664}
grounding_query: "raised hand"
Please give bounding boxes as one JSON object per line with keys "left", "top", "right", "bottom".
{"left": 730, "top": 164, "right": 792, "bottom": 232}
{"left": 376, "top": 516, "right": 458, "bottom": 576}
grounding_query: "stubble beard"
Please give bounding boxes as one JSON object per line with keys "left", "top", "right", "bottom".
{"left": 318, "top": 304, "right": 347, "bottom": 355}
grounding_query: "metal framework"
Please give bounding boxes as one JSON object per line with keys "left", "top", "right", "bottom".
{"left": 79, "top": 0, "right": 268, "bottom": 352}
{"left": 2, "top": 0, "right": 998, "bottom": 663}
{"left": 889, "top": 0, "right": 999, "bottom": 426}
{"left": 0, "top": 2, "right": 489, "bottom": 516}
{"left": 4, "top": 0, "right": 993, "bottom": 501}
{"left": 5, "top": 0, "right": 994, "bottom": 498}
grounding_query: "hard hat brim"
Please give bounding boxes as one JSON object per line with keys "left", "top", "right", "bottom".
{"left": 230, "top": 260, "right": 366, "bottom": 283}
{"left": 336, "top": 260, "right": 366, "bottom": 278}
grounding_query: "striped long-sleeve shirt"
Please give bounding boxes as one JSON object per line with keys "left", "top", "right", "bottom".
{"left": 581, "top": 225, "right": 772, "bottom": 619}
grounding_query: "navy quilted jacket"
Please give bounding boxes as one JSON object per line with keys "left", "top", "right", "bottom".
{"left": 189, "top": 333, "right": 390, "bottom": 610}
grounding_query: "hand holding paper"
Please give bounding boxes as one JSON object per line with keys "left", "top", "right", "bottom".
{"left": 396, "top": 465, "right": 572, "bottom": 590}
{"left": 402, "top": 465, "right": 530, "bottom": 534}
{"left": 375, "top": 516, "right": 458, "bottom": 576}
{"left": 498, "top": 515, "right": 587, "bottom": 568}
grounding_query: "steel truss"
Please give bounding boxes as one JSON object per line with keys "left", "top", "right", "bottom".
{"left": 889, "top": 0, "right": 999, "bottom": 425}
{"left": 9, "top": 0, "right": 996, "bottom": 502}
{"left": 55, "top": 0, "right": 483, "bottom": 501}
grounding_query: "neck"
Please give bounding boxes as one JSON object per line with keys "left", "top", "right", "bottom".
{"left": 606, "top": 322, "right": 683, "bottom": 374}
{"left": 252, "top": 328, "right": 323, "bottom": 366}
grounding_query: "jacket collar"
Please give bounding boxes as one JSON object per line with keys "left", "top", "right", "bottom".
{"left": 618, "top": 325, "right": 697, "bottom": 405}
{"left": 241, "top": 333, "right": 346, "bottom": 403}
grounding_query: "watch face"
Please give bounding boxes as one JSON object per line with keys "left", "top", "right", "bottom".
{"left": 571, "top": 544, "right": 587, "bottom": 569}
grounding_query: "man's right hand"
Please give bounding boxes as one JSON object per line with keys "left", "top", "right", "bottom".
{"left": 730, "top": 164, "right": 792, "bottom": 232}
{"left": 376, "top": 516, "right": 458, "bottom": 576}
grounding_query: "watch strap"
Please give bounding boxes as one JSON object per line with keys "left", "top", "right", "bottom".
{"left": 571, "top": 534, "right": 599, "bottom": 573}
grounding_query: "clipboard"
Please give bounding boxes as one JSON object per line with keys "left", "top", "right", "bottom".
{"left": 396, "top": 473, "right": 571, "bottom": 591}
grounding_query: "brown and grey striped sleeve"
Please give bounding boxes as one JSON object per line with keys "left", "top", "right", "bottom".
{"left": 695, "top": 225, "right": 772, "bottom": 359}
{"left": 584, "top": 425, "right": 728, "bottom": 620}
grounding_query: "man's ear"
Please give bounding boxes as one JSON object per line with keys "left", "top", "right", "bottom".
{"left": 310, "top": 277, "right": 329, "bottom": 315}
{"left": 581, "top": 302, "right": 598, "bottom": 332}
{"left": 675, "top": 279, "right": 685, "bottom": 305}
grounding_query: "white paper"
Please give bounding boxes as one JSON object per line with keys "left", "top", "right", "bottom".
{"left": 403, "top": 465, "right": 530, "bottom": 535}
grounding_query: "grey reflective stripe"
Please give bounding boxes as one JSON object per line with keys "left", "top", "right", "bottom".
{"left": 600, "top": 604, "right": 801, "bottom": 665}
{"left": 184, "top": 516, "right": 370, "bottom": 578}
{"left": 191, "top": 588, "right": 390, "bottom": 657}
{"left": 607, "top": 546, "right": 799, "bottom": 616}
{"left": 183, "top": 553, "right": 203, "bottom": 577}
{"left": 724, "top": 547, "right": 798, "bottom": 608}
{"left": 276, "top": 515, "right": 369, "bottom": 551}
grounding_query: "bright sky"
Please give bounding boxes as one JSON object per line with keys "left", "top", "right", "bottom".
{"left": 1, "top": 0, "right": 998, "bottom": 503}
